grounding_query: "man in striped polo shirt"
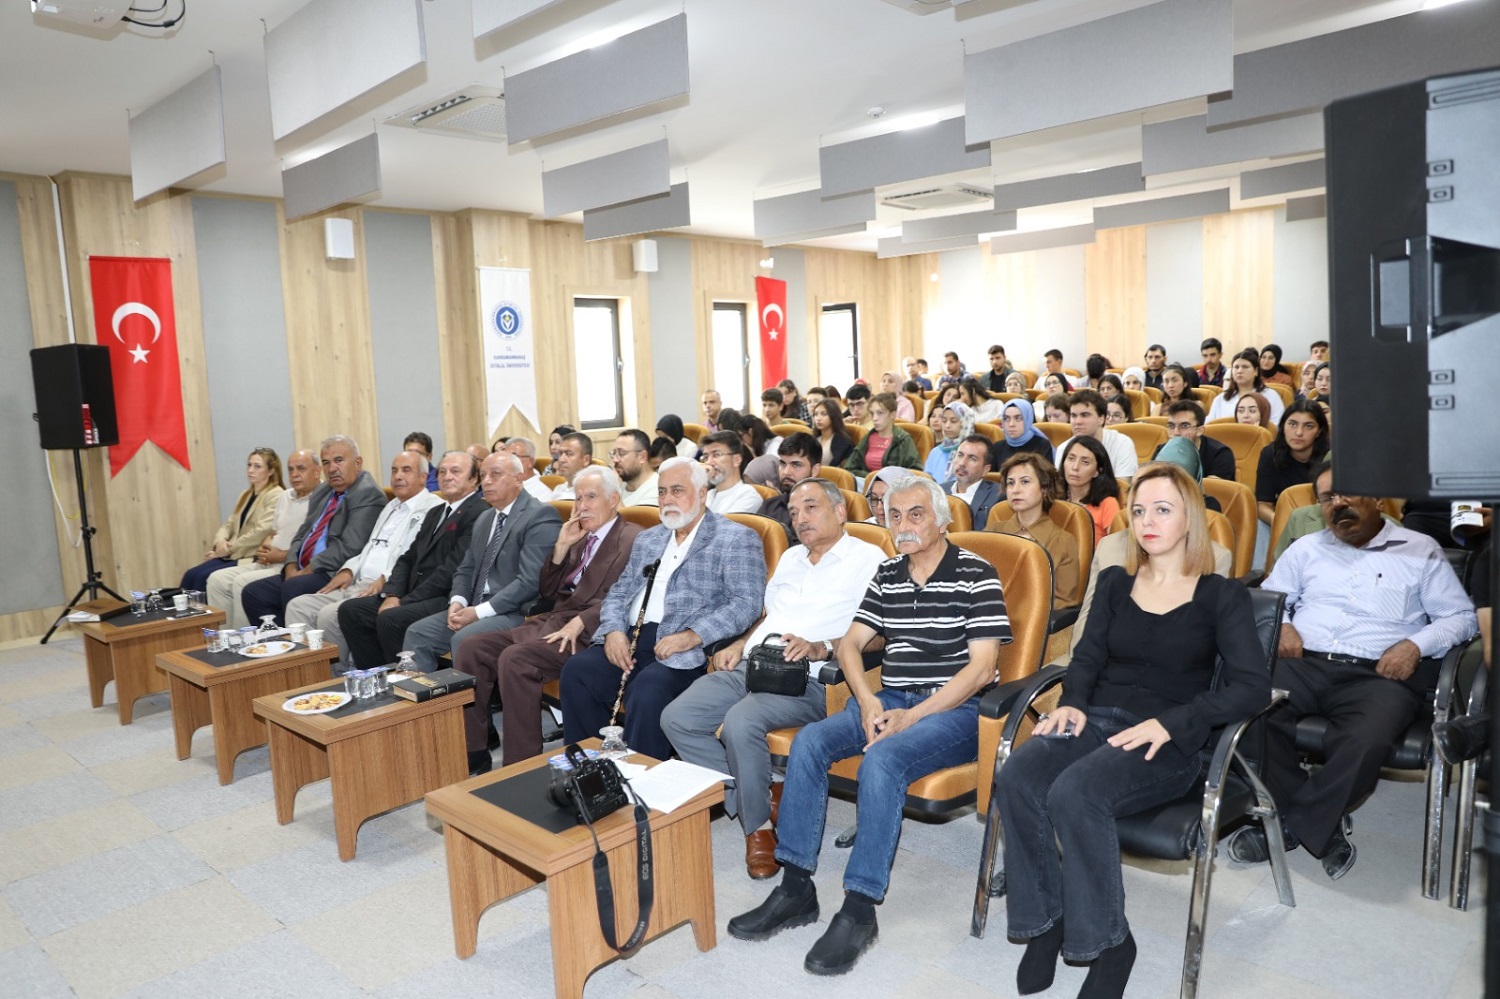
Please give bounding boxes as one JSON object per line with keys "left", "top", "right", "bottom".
{"left": 729, "top": 476, "right": 1012, "bottom": 976}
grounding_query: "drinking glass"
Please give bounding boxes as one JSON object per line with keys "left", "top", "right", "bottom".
{"left": 147, "top": 589, "right": 164, "bottom": 613}
{"left": 598, "top": 725, "right": 629, "bottom": 759}
{"left": 343, "top": 670, "right": 363, "bottom": 698}
{"left": 357, "top": 671, "right": 377, "bottom": 700}
{"left": 369, "top": 666, "right": 390, "bottom": 695}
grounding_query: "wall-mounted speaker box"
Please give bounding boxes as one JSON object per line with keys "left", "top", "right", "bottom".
{"left": 30, "top": 344, "right": 119, "bottom": 450}
{"left": 1325, "top": 66, "right": 1500, "bottom": 499}
{"left": 325, "top": 217, "right": 356, "bottom": 259}
{"left": 632, "top": 238, "right": 659, "bottom": 273}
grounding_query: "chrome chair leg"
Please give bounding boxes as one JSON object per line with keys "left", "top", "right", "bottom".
{"left": 1449, "top": 756, "right": 1482, "bottom": 910}
{"left": 972, "top": 741, "right": 1014, "bottom": 938}
{"left": 1241, "top": 764, "right": 1296, "bottom": 908}
{"left": 1423, "top": 748, "right": 1449, "bottom": 900}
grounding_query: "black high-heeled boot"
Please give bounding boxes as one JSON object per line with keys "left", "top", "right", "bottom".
{"left": 1016, "top": 921, "right": 1064, "bottom": 995}
{"left": 1078, "top": 932, "right": 1136, "bottom": 999}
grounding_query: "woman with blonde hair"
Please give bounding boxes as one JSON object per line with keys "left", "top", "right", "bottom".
{"left": 180, "top": 447, "right": 286, "bottom": 592}
{"left": 996, "top": 462, "right": 1268, "bottom": 999}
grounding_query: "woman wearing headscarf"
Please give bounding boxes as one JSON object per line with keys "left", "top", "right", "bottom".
{"left": 991, "top": 399, "right": 1055, "bottom": 474}
{"left": 655, "top": 414, "right": 698, "bottom": 458}
{"left": 1155, "top": 436, "right": 1222, "bottom": 512}
{"left": 1259, "top": 344, "right": 1295, "bottom": 387}
{"left": 1120, "top": 366, "right": 1146, "bottom": 394}
{"left": 862, "top": 466, "right": 912, "bottom": 527}
{"left": 880, "top": 370, "right": 917, "bottom": 422}
{"left": 924, "top": 401, "right": 976, "bottom": 480}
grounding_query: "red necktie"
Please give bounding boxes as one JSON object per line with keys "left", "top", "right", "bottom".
{"left": 298, "top": 492, "right": 343, "bottom": 568}
{"left": 564, "top": 533, "right": 598, "bottom": 589}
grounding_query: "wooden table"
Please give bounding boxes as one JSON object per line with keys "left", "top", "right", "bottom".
{"left": 425, "top": 744, "right": 722, "bottom": 999}
{"left": 81, "top": 609, "right": 226, "bottom": 724}
{"left": 252, "top": 678, "right": 473, "bottom": 861}
{"left": 157, "top": 642, "right": 339, "bottom": 784}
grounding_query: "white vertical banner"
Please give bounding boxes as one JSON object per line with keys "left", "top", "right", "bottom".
{"left": 478, "top": 266, "right": 538, "bottom": 433}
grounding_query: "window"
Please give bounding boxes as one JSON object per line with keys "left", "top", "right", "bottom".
{"left": 819, "top": 303, "right": 858, "bottom": 390}
{"left": 711, "top": 303, "right": 750, "bottom": 412}
{"left": 572, "top": 298, "right": 623, "bottom": 429}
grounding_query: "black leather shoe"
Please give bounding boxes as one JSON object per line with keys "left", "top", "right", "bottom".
{"left": 486, "top": 721, "right": 501, "bottom": 751}
{"left": 1226, "top": 821, "right": 1298, "bottom": 864}
{"left": 467, "top": 749, "right": 493, "bottom": 776}
{"left": 803, "top": 912, "right": 877, "bottom": 976}
{"left": 1321, "top": 817, "right": 1357, "bottom": 880}
{"left": 727, "top": 885, "right": 818, "bottom": 942}
{"left": 1434, "top": 714, "right": 1490, "bottom": 766}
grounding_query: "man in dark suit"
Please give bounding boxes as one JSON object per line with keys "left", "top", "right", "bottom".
{"left": 336, "top": 450, "right": 484, "bottom": 670}
{"left": 453, "top": 466, "right": 644, "bottom": 773}
{"left": 401, "top": 451, "right": 562, "bottom": 671}
{"left": 944, "top": 434, "right": 1001, "bottom": 529}
{"left": 241, "top": 435, "right": 387, "bottom": 625}
{"left": 1152, "top": 400, "right": 1236, "bottom": 481}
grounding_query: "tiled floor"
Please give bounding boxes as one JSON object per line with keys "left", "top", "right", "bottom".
{"left": 0, "top": 636, "right": 1488, "bottom": 998}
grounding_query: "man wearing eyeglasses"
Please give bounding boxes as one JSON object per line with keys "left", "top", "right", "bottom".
{"left": 611, "top": 429, "right": 659, "bottom": 506}
{"left": 1227, "top": 460, "right": 1477, "bottom": 881}
{"left": 701, "top": 430, "right": 764, "bottom": 514}
{"left": 1150, "top": 400, "right": 1235, "bottom": 481}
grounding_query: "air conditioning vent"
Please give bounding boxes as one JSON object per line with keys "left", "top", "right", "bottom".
{"left": 880, "top": 184, "right": 993, "bottom": 211}
{"left": 385, "top": 86, "right": 507, "bottom": 141}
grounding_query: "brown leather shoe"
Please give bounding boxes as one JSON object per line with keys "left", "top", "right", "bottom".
{"left": 745, "top": 829, "right": 780, "bottom": 880}
{"left": 769, "top": 782, "right": 784, "bottom": 827}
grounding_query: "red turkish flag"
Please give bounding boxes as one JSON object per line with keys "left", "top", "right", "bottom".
{"left": 88, "top": 256, "right": 190, "bottom": 476}
{"left": 756, "top": 276, "right": 788, "bottom": 389}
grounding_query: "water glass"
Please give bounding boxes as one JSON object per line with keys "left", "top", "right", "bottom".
{"left": 147, "top": 589, "right": 164, "bottom": 613}
{"left": 598, "top": 725, "right": 629, "bottom": 759}
{"left": 238, "top": 626, "right": 257, "bottom": 648}
{"left": 369, "top": 666, "right": 390, "bottom": 695}
{"left": 130, "top": 591, "right": 147, "bottom": 617}
{"left": 258, "top": 615, "right": 277, "bottom": 636}
{"left": 202, "top": 628, "right": 220, "bottom": 653}
{"left": 185, "top": 589, "right": 204, "bottom": 610}
{"left": 343, "top": 670, "right": 363, "bottom": 698}
{"left": 225, "top": 629, "right": 243, "bottom": 650}
{"left": 357, "top": 670, "right": 377, "bottom": 700}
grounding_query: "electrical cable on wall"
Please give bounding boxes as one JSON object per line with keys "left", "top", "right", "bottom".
{"left": 123, "top": 0, "right": 185, "bottom": 29}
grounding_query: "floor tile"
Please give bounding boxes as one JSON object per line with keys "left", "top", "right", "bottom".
{"left": 91, "top": 749, "right": 214, "bottom": 797}
{"left": 0, "top": 745, "right": 82, "bottom": 793}
{"left": 0, "top": 668, "right": 92, "bottom": 707}
{"left": 0, "top": 798, "right": 162, "bottom": 883}
{"left": 127, "top": 766, "right": 277, "bottom": 832}
{"left": 115, "top": 929, "right": 366, "bottom": 999}
{"left": 173, "top": 798, "right": 334, "bottom": 874}
{"left": 0, "top": 771, "right": 117, "bottom": 833}
{"left": 51, "top": 709, "right": 176, "bottom": 768}
{"left": 0, "top": 722, "right": 49, "bottom": 759}
{"left": 0, "top": 942, "right": 74, "bottom": 999}
{"left": 0, "top": 896, "right": 29, "bottom": 955}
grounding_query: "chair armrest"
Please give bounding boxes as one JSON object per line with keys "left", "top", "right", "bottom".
{"left": 1240, "top": 571, "right": 1266, "bottom": 588}
{"left": 1430, "top": 639, "right": 1471, "bottom": 726}
{"left": 814, "top": 649, "right": 884, "bottom": 687}
{"left": 1048, "top": 607, "right": 1079, "bottom": 633}
{"left": 1204, "top": 689, "right": 1288, "bottom": 793}
{"left": 996, "top": 664, "right": 1070, "bottom": 743}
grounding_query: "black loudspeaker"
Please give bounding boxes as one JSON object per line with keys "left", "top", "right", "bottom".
{"left": 29, "top": 344, "right": 119, "bottom": 450}
{"left": 1325, "top": 66, "right": 1500, "bottom": 500}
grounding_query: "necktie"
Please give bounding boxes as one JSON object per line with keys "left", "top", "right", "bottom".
{"left": 432, "top": 503, "right": 453, "bottom": 538}
{"left": 297, "top": 492, "right": 343, "bottom": 568}
{"left": 470, "top": 511, "right": 508, "bottom": 604}
{"left": 564, "top": 532, "right": 599, "bottom": 589}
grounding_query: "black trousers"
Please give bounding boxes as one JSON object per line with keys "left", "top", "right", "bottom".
{"left": 558, "top": 624, "right": 706, "bottom": 761}
{"left": 1263, "top": 654, "right": 1438, "bottom": 856}
{"left": 335, "top": 594, "right": 448, "bottom": 670}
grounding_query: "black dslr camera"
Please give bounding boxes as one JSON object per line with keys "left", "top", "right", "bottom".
{"left": 547, "top": 743, "right": 630, "bottom": 824}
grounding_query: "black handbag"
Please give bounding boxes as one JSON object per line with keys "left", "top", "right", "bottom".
{"left": 744, "top": 635, "right": 811, "bottom": 697}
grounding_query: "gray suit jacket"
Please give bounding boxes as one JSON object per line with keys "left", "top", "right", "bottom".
{"left": 449, "top": 490, "right": 563, "bottom": 619}
{"left": 945, "top": 478, "right": 1001, "bottom": 531}
{"left": 283, "top": 470, "right": 387, "bottom": 574}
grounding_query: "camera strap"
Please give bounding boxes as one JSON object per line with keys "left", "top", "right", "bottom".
{"left": 578, "top": 781, "right": 654, "bottom": 954}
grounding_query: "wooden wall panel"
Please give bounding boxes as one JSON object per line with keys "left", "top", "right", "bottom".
{"left": 689, "top": 236, "right": 761, "bottom": 399}
{"left": 1202, "top": 208, "right": 1275, "bottom": 353}
{"left": 1084, "top": 225, "right": 1147, "bottom": 367}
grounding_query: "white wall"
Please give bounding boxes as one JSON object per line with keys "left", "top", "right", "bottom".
{"left": 1271, "top": 206, "right": 1329, "bottom": 359}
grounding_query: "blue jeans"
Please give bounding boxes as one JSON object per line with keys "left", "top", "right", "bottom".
{"left": 775, "top": 688, "right": 980, "bottom": 901}
{"left": 997, "top": 706, "right": 1203, "bottom": 961}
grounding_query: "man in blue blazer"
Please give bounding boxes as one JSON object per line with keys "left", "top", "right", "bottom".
{"left": 560, "top": 457, "right": 766, "bottom": 760}
{"left": 943, "top": 434, "right": 1001, "bottom": 530}
{"left": 402, "top": 452, "right": 562, "bottom": 671}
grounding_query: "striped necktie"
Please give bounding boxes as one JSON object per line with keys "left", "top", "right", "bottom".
{"left": 471, "top": 511, "right": 508, "bottom": 604}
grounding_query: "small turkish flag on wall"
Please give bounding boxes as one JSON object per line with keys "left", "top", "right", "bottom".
{"left": 756, "top": 276, "right": 788, "bottom": 389}
{"left": 88, "top": 256, "right": 190, "bottom": 476}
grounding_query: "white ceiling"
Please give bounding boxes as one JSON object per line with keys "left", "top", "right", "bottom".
{"left": 0, "top": 0, "right": 1433, "bottom": 251}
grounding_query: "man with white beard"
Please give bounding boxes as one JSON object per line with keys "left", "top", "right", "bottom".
{"left": 558, "top": 457, "right": 767, "bottom": 760}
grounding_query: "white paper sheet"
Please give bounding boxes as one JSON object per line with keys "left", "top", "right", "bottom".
{"left": 626, "top": 759, "right": 730, "bottom": 814}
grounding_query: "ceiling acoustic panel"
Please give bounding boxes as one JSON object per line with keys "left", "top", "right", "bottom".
{"left": 1285, "top": 195, "right": 1326, "bottom": 223}
{"left": 471, "top": 0, "right": 566, "bottom": 39}
{"left": 820, "top": 117, "right": 991, "bottom": 197}
{"left": 901, "top": 208, "right": 1017, "bottom": 243}
{"left": 582, "top": 182, "right": 690, "bottom": 241}
{"left": 964, "top": 0, "right": 1232, "bottom": 144}
{"left": 1240, "top": 159, "right": 1325, "bottom": 200}
{"left": 1094, "top": 188, "right": 1229, "bottom": 229}
{"left": 753, "top": 189, "right": 877, "bottom": 245}
{"left": 991, "top": 163, "right": 1143, "bottom": 212}
{"left": 282, "top": 134, "right": 382, "bottom": 221}
{"left": 129, "top": 66, "right": 224, "bottom": 202}
{"left": 1142, "top": 113, "right": 1323, "bottom": 176}
{"left": 505, "top": 14, "right": 689, "bottom": 145}
{"left": 878, "top": 234, "right": 977, "bottom": 258}
{"left": 264, "top": 0, "right": 426, "bottom": 141}
{"left": 542, "top": 139, "right": 670, "bottom": 218}
{"left": 1206, "top": 2, "right": 1500, "bottom": 129}
{"left": 989, "top": 224, "right": 1096, "bottom": 255}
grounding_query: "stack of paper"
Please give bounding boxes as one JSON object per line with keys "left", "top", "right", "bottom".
{"left": 626, "top": 759, "right": 730, "bottom": 814}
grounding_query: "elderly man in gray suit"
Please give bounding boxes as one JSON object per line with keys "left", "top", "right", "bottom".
{"left": 402, "top": 451, "right": 562, "bottom": 671}
{"left": 559, "top": 457, "right": 766, "bottom": 760}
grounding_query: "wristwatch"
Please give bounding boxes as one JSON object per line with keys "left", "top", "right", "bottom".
{"left": 822, "top": 639, "right": 835, "bottom": 658}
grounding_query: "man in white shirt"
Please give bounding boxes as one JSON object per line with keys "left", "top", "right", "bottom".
{"left": 1056, "top": 389, "right": 1138, "bottom": 481}
{"left": 503, "top": 437, "right": 553, "bottom": 502}
{"left": 208, "top": 449, "right": 321, "bottom": 628}
{"left": 663, "top": 477, "right": 886, "bottom": 879}
{"left": 943, "top": 435, "right": 1000, "bottom": 529}
{"left": 285, "top": 450, "right": 441, "bottom": 660}
{"left": 548, "top": 431, "right": 593, "bottom": 501}
{"left": 701, "top": 430, "right": 764, "bottom": 515}
{"left": 1032, "top": 349, "right": 1065, "bottom": 389}
{"left": 611, "top": 429, "right": 659, "bottom": 506}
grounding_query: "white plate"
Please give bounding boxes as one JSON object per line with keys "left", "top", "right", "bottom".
{"left": 282, "top": 691, "right": 351, "bottom": 715}
{"left": 240, "top": 640, "right": 297, "bottom": 658}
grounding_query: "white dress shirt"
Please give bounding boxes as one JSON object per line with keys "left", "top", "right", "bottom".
{"left": 631, "top": 514, "right": 705, "bottom": 625}
{"left": 550, "top": 481, "right": 576, "bottom": 501}
{"left": 706, "top": 480, "right": 764, "bottom": 514}
{"left": 620, "top": 472, "right": 660, "bottom": 507}
{"left": 341, "top": 490, "right": 441, "bottom": 584}
{"left": 952, "top": 479, "right": 982, "bottom": 505}
{"left": 521, "top": 476, "right": 553, "bottom": 501}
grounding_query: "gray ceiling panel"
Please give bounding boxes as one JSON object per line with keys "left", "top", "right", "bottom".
{"left": 820, "top": 117, "right": 991, "bottom": 197}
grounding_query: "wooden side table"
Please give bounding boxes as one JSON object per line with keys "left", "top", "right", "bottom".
{"left": 425, "top": 744, "right": 722, "bottom": 999}
{"left": 80, "top": 608, "right": 226, "bottom": 724}
{"left": 157, "top": 642, "right": 339, "bottom": 784}
{"left": 252, "top": 678, "right": 473, "bottom": 861}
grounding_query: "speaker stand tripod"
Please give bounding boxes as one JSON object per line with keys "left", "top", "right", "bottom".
{"left": 41, "top": 449, "right": 124, "bottom": 644}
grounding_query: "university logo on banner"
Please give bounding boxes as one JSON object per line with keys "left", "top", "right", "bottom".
{"left": 756, "top": 276, "right": 788, "bottom": 389}
{"left": 478, "top": 266, "right": 539, "bottom": 433}
{"left": 87, "top": 256, "right": 190, "bottom": 476}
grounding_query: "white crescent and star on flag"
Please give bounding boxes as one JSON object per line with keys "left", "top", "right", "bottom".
{"left": 110, "top": 301, "right": 161, "bottom": 364}
{"left": 761, "top": 302, "right": 783, "bottom": 340}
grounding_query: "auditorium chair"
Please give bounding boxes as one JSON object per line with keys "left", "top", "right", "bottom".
{"left": 1113, "top": 422, "right": 1168, "bottom": 466}
{"left": 983, "top": 499, "right": 1093, "bottom": 661}
{"left": 1138, "top": 415, "right": 1169, "bottom": 428}
{"left": 1189, "top": 386, "right": 1219, "bottom": 410}
{"left": 540, "top": 474, "right": 565, "bottom": 489}
{"left": 1264, "top": 383, "right": 1295, "bottom": 408}
{"left": 896, "top": 421, "right": 935, "bottom": 463}
{"left": 843, "top": 521, "right": 896, "bottom": 556}
{"left": 770, "top": 423, "right": 805, "bottom": 439}
{"left": 682, "top": 423, "right": 708, "bottom": 444}
{"left": 547, "top": 499, "right": 573, "bottom": 521}
{"left": 1201, "top": 423, "right": 1272, "bottom": 493}
{"left": 534, "top": 456, "right": 550, "bottom": 473}
{"left": 1034, "top": 421, "right": 1073, "bottom": 450}
{"left": 1201, "top": 477, "right": 1259, "bottom": 579}
{"left": 1266, "top": 483, "right": 1317, "bottom": 573}
{"left": 725, "top": 513, "right": 788, "bottom": 580}
{"left": 780, "top": 417, "right": 809, "bottom": 427}
{"left": 903, "top": 392, "right": 926, "bottom": 418}
{"left": 618, "top": 506, "right": 660, "bottom": 530}
{"left": 972, "top": 588, "right": 1291, "bottom": 999}
{"left": 971, "top": 422, "right": 1004, "bottom": 445}
{"left": 845, "top": 424, "right": 867, "bottom": 447}
{"left": 1142, "top": 386, "right": 1163, "bottom": 405}
{"left": 839, "top": 489, "right": 872, "bottom": 522}
{"left": 748, "top": 483, "right": 779, "bottom": 503}
{"left": 817, "top": 466, "right": 856, "bottom": 491}
{"left": 1016, "top": 369, "right": 1037, "bottom": 386}
{"left": 1123, "top": 389, "right": 1152, "bottom": 419}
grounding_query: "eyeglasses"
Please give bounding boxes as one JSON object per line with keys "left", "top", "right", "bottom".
{"left": 607, "top": 448, "right": 642, "bottom": 459}
{"left": 1166, "top": 421, "right": 1200, "bottom": 433}
{"left": 699, "top": 450, "right": 730, "bottom": 461}
{"left": 1316, "top": 491, "right": 1349, "bottom": 506}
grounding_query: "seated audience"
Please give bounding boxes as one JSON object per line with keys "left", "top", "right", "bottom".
{"left": 943, "top": 434, "right": 1000, "bottom": 529}
{"left": 1198, "top": 337, "right": 1225, "bottom": 388}
{"left": 924, "top": 401, "right": 975, "bottom": 480}
{"left": 779, "top": 379, "right": 812, "bottom": 424}
{"left": 1235, "top": 392, "right": 1274, "bottom": 429}
{"left": 1033, "top": 349, "right": 1066, "bottom": 389}
{"left": 647, "top": 436, "right": 678, "bottom": 471}
{"left": 903, "top": 355, "right": 932, "bottom": 391}
{"left": 241, "top": 436, "right": 386, "bottom": 626}
{"left": 729, "top": 476, "right": 1010, "bottom": 975}
{"left": 1209, "top": 349, "right": 1286, "bottom": 424}
{"left": 1032, "top": 373, "right": 1072, "bottom": 421}
{"left": 1155, "top": 437, "right": 1222, "bottom": 512}
{"left": 1229, "top": 463, "right": 1477, "bottom": 880}
{"left": 991, "top": 453, "right": 1079, "bottom": 609}
{"left": 1059, "top": 435, "right": 1122, "bottom": 545}
{"left": 863, "top": 466, "right": 909, "bottom": 527}
{"left": 843, "top": 393, "right": 921, "bottom": 476}
{"left": 1095, "top": 373, "right": 1125, "bottom": 403}
{"left": 1141, "top": 344, "right": 1168, "bottom": 392}
{"left": 960, "top": 376, "right": 1003, "bottom": 423}
{"left": 927, "top": 383, "right": 961, "bottom": 422}
{"left": 547, "top": 425, "right": 575, "bottom": 464}
{"left": 501, "top": 438, "right": 553, "bottom": 501}
{"left": 701, "top": 389, "right": 723, "bottom": 433}
{"left": 611, "top": 429, "right": 659, "bottom": 506}
{"left": 879, "top": 371, "right": 916, "bottom": 422}
{"left": 1041, "top": 392, "right": 1072, "bottom": 426}
{"left": 810, "top": 398, "right": 855, "bottom": 469}
{"left": 1255, "top": 400, "right": 1330, "bottom": 527}
{"left": 548, "top": 431, "right": 594, "bottom": 500}
{"left": 401, "top": 452, "right": 563, "bottom": 671}
{"left": 760, "top": 432, "right": 822, "bottom": 542}
{"left": 285, "top": 450, "right": 440, "bottom": 662}
{"left": 998, "top": 462, "right": 1268, "bottom": 998}
{"left": 1309, "top": 340, "right": 1330, "bottom": 364}
{"left": 207, "top": 450, "right": 320, "bottom": 629}
{"left": 1061, "top": 390, "right": 1138, "bottom": 480}
{"left": 1310, "top": 362, "right": 1331, "bottom": 403}
{"left": 1260, "top": 344, "right": 1295, "bottom": 387}
{"left": 181, "top": 448, "right": 285, "bottom": 593}
{"left": 1149, "top": 363, "right": 1193, "bottom": 416}
{"left": 1081, "top": 352, "right": 1109, "bottom": 391}
{"left": 992, "top": 399, "right": 1056, "bottom": 471}
{"left": 559, "top": 458, "right": 765, "bottom": 759}
{"left": 663, "top": 478, "right": 888, "bottom": 878}
{"left": 1153, "top": 400, "right": 1235, "bottom": 481}
{"left": 1297, "top": 360, "right": 1319, "bottom": 401}
{"left": 403, "top": 431, "right": 439, "bottom": 491}
{"left": 656, "top": 414, "right": 698, "bottom": 459}
{"left": 454, "top": 467, "right": 643, "bottom": 773}
{"left": 981, "top": 344, "right": 1017, "bottom": 393}
{"left": 701, "top": 430, "right": 765, "bottom": 515}
{"left": 760, "top": 388, "right": 785, "bottom": 426}
{"left": 1105, "top": 398, "right": 1133, "bottom": 426}
{"left": 336, "top": 450, "right": 483, "bottom": 672}
{"left": 935, "top": 351, "right": 968, "bottom": 389}
{"left": 1120, "top": 366, "right": 1145, "bottom": 393}
{"left": 464, "top": 443, "right": 489, "bottom": 465}
{"left": 845, "top": 383, "right": 874, "bottom": 428}
{"left": 1004, "top": 371, "right": 1030, "bottom": 396}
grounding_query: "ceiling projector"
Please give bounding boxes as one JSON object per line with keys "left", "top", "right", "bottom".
{"left": 30, "top": 0, "right": 128, "bottom": 28}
